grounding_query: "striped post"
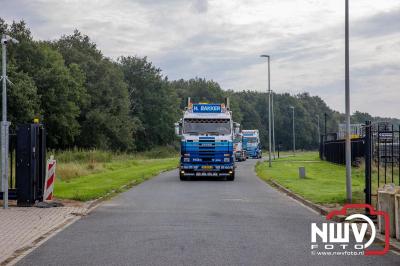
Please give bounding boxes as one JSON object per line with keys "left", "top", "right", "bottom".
{"left": 44, "top": 156, "right": 56, "bottom": 201}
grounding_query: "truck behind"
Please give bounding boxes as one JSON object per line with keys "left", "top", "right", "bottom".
{"left": 233, "top": 125, "right": 246, "bottom": 161}
{"left": 242, "top": 129, "right": 262, "bottom": 159}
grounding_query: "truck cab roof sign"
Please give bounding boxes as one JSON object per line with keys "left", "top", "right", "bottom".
{"left": 193, "top": 104, "right": 222, "bottom": 113}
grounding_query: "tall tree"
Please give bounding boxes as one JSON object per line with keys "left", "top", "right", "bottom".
{"left": 55, "top": 31, "right": 135, "bottom": 150}
{"left": 119, "top": 56, "right": 179, "bottom": 150}
{"left": 2, "top": 20, "right": 85, "bottom": 148}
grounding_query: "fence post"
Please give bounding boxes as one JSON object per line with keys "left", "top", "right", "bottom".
{"left": 364, "top": 121, "right": 372, "bottom": 212}
{"left": 319, "top": 135, "right": 323, "bottom": 159}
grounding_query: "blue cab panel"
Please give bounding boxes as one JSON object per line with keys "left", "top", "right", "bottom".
{"left": 180, "top": 137, "right": 234, "bottom": 172}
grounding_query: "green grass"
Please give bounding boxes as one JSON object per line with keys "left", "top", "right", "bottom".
{"left": 54, "top": 157, "right": 178, "bottom": 201}
{"left": 51, "top": 146, "right": 179, "bottom": 181}
{"left": 256, "top": 152, "right": 365, "bottom": 204}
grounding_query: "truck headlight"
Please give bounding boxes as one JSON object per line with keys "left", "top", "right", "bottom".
{"left": 183, "top": 158, "right": 190, "bottom": 162}
{"left": 224, "top": 154, "right": 230, "bottom": 157}
{"left": 184, "top": 153, "right": 190, "bottom": 157}
{"left": 224, "top": 158, "right": 230, "bottom": 162}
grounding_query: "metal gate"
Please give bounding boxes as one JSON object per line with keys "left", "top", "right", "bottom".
{"left": 9, "top": 132, "right": 16, "bottom": 191}
{"left": 364, "top": 121, "right": 400, "bottom": 206}
{"left": 0, "top": 131, "right": 17, "bottom": 201}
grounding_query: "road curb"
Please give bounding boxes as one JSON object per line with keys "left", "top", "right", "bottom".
{"left": 266, "top": 178, "right": 400, "bottom": 254}
{"left": 2, "top": 216, "right": 80, "bottom": 266}
{"left": 267, "top": 179, "right": 342, "bottom": 221}
{"left": 2, "top": 186, "right": 130, "bottom": 266}
{"left": 2, "top": 166, "right": 179, "bottom": 265}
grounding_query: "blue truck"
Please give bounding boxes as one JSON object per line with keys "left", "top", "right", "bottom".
{"left": 175, "top": 99, "right": 235, "bottom": 181}
{"left": 242, "top": 129, "right": 262, "bottom": 159}
{"left": 233, "top": 126, "right": 247, "bottom": 161}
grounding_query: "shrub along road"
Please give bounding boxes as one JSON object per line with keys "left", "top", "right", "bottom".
{"left": 18, "top": 159, "right": 398, "bottom": 265}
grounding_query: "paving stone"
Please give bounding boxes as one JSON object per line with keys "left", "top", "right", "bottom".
{"left": 0, "top": 207, "right": 87, "bottom": 264}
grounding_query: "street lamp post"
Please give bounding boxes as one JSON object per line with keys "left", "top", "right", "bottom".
{"left": 316, "top": 114, "right": 320, "bottom": 144}
{"left": 345, "top": 0, "right": 352, "bottom": 203}
{"left": 289, "top": 106, "right": 295, "bottom": 155}
{"left": 260, "top": 54, "right": 272, "bottom": 167}
{"left": 1, "top": 34, "right": 18, "bottom": 209}
{"left": 271, "top": 91, "right": 276, "bottom": 160}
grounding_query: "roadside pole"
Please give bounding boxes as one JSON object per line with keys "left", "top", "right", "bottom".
{"left": 272, "top": 91, "right": 276, "bottom": 160}
{"left": 316, "top": 115, "right": 320, "bottom": 145}
{"left": 290, "top": 106, "right": 295, "bottom": 155}
{"left": 1, "top": 35, "right": 9, "bottom": 208}
{"left": 345, "top": 0, "right": 352, "bottom": 203}
{"left": 260, "top": 54, "right": 272, "bottom": 167}
{"left": 1, "top": 35, "right": 18, "bottom": 208}
{"left": 267, "top": 57, "right": 272, "bottom": 167}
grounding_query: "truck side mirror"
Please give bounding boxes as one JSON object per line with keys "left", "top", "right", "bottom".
{"left": 174, "top": 122, "right": 182, "bottom": 136}
{"left": 233, "top": 122, "right": 240, "bottom": 135}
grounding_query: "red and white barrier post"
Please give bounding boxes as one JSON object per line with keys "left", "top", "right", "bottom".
{"left": 44, "top": 155, "right": 57, "bottom": 201}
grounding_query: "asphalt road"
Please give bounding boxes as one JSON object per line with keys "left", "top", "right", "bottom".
{"left": 18, "top": 159, "right": 398, "bottom": 265}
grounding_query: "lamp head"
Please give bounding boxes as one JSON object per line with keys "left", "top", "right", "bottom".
{"left": 1, "top": 35, "right": 19, "bottom": 45}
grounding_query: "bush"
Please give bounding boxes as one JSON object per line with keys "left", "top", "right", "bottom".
{"left": 51, "top": 149, "right": 113, "bottom": 163}
{"left": 139, "top": 145, "right": 179, "bottom": 159}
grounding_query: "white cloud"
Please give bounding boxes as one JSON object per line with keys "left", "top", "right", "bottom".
{"left": 1, "top": 0, "right": 400, "bottom": 117}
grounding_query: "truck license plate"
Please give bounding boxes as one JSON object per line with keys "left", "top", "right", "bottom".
{"left": 202, "top": 165, "right": 213, "bottom": 170}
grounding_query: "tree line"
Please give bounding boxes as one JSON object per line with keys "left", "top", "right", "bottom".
{"left": 1, "top": 19, "right": 398, "bottom": 151}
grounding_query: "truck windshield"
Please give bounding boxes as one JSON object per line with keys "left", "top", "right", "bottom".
{"left": 244, "top": 137, "right": 257, "bottom": 143}
{"left": 183, "top": 118, "right": 231, "bottom": 135}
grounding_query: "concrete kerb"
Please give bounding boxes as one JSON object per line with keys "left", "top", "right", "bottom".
{"left": 1, "top": 194, "right": 111, "bottom": 266}
{"left": 266, "top": 179, "right": 400, "bottom": 254}
{"left": 2, "top": 215, "right": 81, "bottom": 266}
{"left": 1, "top": 167, "right": 177, "bottom": 266}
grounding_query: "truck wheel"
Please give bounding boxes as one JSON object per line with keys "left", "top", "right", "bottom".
{"left": 227, "top": 174, "right": 235, "bottom": 181}
{"left": 180, "top": 174, "right": 187, "bottom": 181}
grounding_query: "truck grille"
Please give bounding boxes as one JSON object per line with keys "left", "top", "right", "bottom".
{"left": 198, "top": 138, "right": 215, "bottom": 162}
{"left": 183, "top": 137, "right": 231, "bottom": 164}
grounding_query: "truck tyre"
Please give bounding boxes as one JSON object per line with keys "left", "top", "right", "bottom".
{"left": 180, "top": 174, "right": 187, "bottom": 181}
{"left": 227, "top": 173, "right": 235, "bottom": 181}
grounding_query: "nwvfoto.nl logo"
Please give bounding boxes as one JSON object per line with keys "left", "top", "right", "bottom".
{"left": 310, "top": 204, "right": 390, "bottom": 256}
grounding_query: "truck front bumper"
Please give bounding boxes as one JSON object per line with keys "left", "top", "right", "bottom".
{"left": 180, "top": 171, "right": 232, "bottom": 177}
{"left": 180, "top": 164, "right": 234, "bottom": 177}
{"left": 235, "top": 151, "right": 246, "bottom": 160}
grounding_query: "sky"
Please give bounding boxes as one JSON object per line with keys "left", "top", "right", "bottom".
{"left": 1, "top": 0, "right": 400, "bottom": 118}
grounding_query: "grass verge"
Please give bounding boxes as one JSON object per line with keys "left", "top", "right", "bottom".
{"left": 256, "top": 152, "right": 365, "bottom": 204}
{"left": 54, "top": 157, "right": 178, "bottom": 201}
{"left": 52, "top": 146, "right": 178, "bottom": 180}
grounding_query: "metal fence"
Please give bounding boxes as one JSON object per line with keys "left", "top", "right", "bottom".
{"left": 319, "top": 121, "right": 400, "bottom": 206}
{"left": 321, "top": 138, "right": 365, "bottom": 165}
{"left": 0, "top": 132, "right": 17, "bottom": 201}
{"left": 9, "top": 132, "right": 16, "bottom": 190}
{"left": 371, "top": 122, "right": 399, "bottom": 185}
{"left": 363, "top": 121, "right": 399, "bottom": 206}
